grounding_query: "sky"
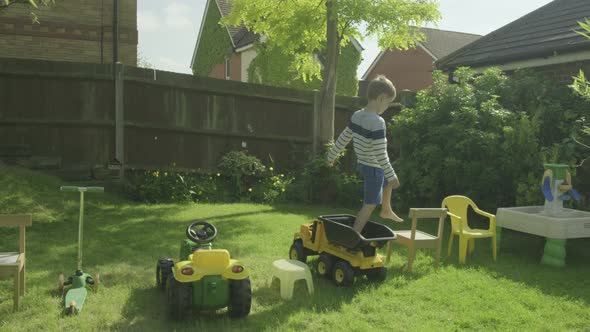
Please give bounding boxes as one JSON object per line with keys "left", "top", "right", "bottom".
{"left": 137, "top": 0, "right": 554, "bottom": 77}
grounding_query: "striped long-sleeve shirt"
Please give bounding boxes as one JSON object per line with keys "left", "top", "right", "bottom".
{"left": 327, "top": 109, "right": 397, "bottom": 181}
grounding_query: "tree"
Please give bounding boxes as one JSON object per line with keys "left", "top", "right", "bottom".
{"left": 571, "top": 19, "right": 590, "bottom": 137}
{"left": 223, "top": 0, "right": 440, "bottom": 144}
{"left": 0, "top": 0, "right": 56, "bottom": 23}
{"left": 571, "top": 19, "right": 590, "bottom": 101}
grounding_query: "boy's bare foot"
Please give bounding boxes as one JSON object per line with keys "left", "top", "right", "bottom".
{"left": 380, "top": 210, "right": 404, "bottom": 222}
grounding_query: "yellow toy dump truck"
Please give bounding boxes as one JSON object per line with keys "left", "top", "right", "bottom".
{"left": 289, "top": 214, "right": 396, "bottom": 286}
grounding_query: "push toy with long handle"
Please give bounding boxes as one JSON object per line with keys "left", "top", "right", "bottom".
{"left": 58, "top": 186, "right": 104, "bottom": 315}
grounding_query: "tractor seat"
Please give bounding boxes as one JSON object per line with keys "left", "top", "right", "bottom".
{"left": 190, "top": 249, "right": 230, "bottom": 269}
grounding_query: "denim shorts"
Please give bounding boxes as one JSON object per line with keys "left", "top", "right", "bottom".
{"left": 357, "top": 164, "right": 388, "bottom": 205}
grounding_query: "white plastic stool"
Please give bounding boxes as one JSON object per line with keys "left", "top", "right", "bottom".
{"left": 271, "top": 259, "right": 314, "bottom": 299}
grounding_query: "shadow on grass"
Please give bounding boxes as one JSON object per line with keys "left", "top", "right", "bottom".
{"left": 482, "top": 229, "right": 590, "bottom": 305}
{"left": 376, "top": 215, "right": 590, "bottom": 307}
{"left": 109, "top": 268, "right": 364, "bottom": 332}
{"left": 16, "top": 204, "right": 279, "bottom": 274}
{"left": 423, "top": 225, "right": 590, "bottom": 305}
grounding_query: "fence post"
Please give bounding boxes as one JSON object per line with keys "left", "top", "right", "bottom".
{"left": 312, "top": 89, "right": 321, "bottom": 154}
{"left": 115, "top": 62, "right": 125, "bottom": 179}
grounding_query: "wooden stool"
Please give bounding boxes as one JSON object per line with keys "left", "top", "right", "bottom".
{"left": 0, "top": 214, "right": 32, "bottom": 311}
{"left": 386, "top": 208, "right": 447, "bottom": 272}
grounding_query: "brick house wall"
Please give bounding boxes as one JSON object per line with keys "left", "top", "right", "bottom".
{"left": 364, "top": 47, "right": 435, "bottom": 92}
{"left": 0, "top": 0, "right": 137, "bottom": 65}
{"left": 208, "top": 52, "right": 242, "bottom": 81}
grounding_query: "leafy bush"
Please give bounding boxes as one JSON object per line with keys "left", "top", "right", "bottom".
{"left": 250, "top": 169, "right": 293, "bottom": 203}
{"left": 390, "top": 68, "right": 543, "bottom": 210}
{"left": 124, "top": 168, "right": 226, "bottom": 204}
{"left": 286, "top": 147, "right": 363, "bottom": 207}
{"left": 502, "top": 69, "right": 590, "bottom": 210}
{"left": 125, "top": 151, "right": 293, "bottom": 204}
{"left": 218, "top": 150, "right": 266, "bottom": 199}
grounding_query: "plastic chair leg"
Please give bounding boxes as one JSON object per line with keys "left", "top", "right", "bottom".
{"left": 434, "top": 244, "right": 442, "bottom": 268}
{"left": 447, "top": 233, "right": 454, "bottom": 257}
{"left": 492, "top": 235, "right": 497, "bottom": 261}
{"left": 468, "top": 238, "right": 475, "bottom": 254}
{"left": 459, "top": 237, "right": 469, "bottom": 264}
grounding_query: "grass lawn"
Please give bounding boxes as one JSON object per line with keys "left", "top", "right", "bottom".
{"left": 1, "top": 167, "right": 589, "bottom": 331}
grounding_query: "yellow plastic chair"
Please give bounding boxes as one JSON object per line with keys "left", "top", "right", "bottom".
{"left": 442, "top": 196, "right": 496, "bottom": 264}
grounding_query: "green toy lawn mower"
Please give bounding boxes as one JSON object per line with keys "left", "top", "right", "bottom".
{"left": 156, "top": 221, "right": 252, "bottom": 320}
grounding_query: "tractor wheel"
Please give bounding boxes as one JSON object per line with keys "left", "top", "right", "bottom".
{"left": 315, "top": 253, "right": 334, "bottom": 278}
{"left": 332, "top": 261, "right": 355, "bottom": 287}
{"left": 289, "top": 241, "right": 307, "bottom": 263}
{"left": 166, "top": 274, "right": 192, "bottom": 320}
{"left": 366, "top": 266, "right": 387, "bottom": 282}
{"left": 228, "top": 278, "right": 252, "bottom": 318}
{"left": 156, "top": 259, "right": 173, "bottom": 291}
{"left": 156, "top": 265, "right": 164, "bottom": 290}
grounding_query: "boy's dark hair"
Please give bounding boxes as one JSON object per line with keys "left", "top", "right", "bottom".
{"left": 367, "top": 75, "right": 396, "bottom": 101}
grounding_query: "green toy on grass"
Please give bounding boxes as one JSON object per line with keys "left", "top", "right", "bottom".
{"left": 57, "top": 186, "right": 103, "bottom": 315}
{"left": 156, "top": 220, "right": 251, "bottom": 320}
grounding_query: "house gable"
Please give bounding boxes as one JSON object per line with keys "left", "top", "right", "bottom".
{"left": 360, "top": 28, "right": 480, "bottom": 93}
{"left": 191, "top": 0, "right": 233, "bottom": 76}
{"left": 362, "top": 28, "right": 480, "bottom": 80}
{"left": 362, "top": 47, "right": 435, "bottom": 92}
{"left": 420, "top": 28, "right": 480, "bottom": 60}
{"left": 192, "top": 0, "right": 363, "bottom": 94}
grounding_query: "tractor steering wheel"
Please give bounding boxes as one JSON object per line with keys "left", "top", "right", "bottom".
{"left": 186, "top": 220, "right": 217, "bottom": 244}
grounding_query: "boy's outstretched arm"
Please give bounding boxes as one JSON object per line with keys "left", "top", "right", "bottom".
{"left": 327, "top": 126, "right": 353, "bottom": 164}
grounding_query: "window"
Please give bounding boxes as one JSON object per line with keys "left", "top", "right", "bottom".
{"left": 225, "top": 59, "right": 231, "bottom": 80}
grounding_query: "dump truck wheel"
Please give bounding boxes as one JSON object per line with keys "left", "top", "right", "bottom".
{"left": 315, "top": 253, "right": 334, "bottom": 278}
{"left": 333, "top": 261, "right": 354, "bottom": 287}
{"left": 366, "top": 266, "right": 387, "bottom": 282}
{"left": 289, "top": 241, "right": 307, "bottom": 263}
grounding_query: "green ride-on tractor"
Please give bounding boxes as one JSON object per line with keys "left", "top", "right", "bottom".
{"left": 156, "top": 221, "right": 252, "bottom": 320}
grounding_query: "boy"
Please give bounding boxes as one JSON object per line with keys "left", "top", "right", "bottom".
{"left": 327, "top": 75, "right": 403, "bottom": 233}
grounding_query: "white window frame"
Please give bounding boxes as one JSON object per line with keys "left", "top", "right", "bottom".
{"left": 225, "top": 58, "right": 231, "bottom": 80}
